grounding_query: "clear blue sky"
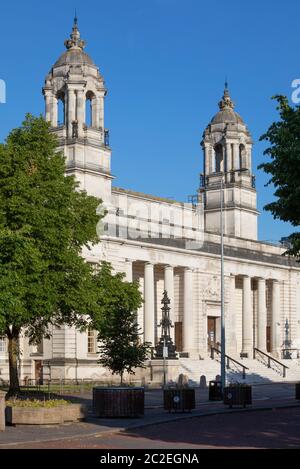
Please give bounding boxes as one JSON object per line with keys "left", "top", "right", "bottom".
{"left": 0, "top": 0, "right": 298, "bottom": 242}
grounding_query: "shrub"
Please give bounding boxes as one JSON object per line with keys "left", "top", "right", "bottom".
{"left": 6, "top": 398, "right": 70, "bottom": 408}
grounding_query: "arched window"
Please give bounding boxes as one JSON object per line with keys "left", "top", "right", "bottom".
{"left": 239, "top": 144, "right": 246, "bottom": 169}
{"left": 214, "top": 144, "right": 223, "bottom": 173}
{"left": 57, "top": 92, "right": 65, "bottom": 125}
{"left": 85, "top": 91, "right": 95, "bottom": 127}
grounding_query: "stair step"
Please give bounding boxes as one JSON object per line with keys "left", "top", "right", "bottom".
{"left": 177, "top": 357, "right": 300, "bottom": 386}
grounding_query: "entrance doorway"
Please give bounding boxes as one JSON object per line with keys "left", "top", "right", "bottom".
{"left": 207, "top": 317, "right": 217, "bottom": 350}
{"left": 35, "top": 360, "right": 43, "bottom": 385}
{"left": 175, "top": 322, "right": 183, "bottom": 352}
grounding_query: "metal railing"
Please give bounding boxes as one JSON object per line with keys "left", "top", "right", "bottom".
{"left": 210, "top": 347, "right": 249, "bottom": 380}
{"left": 21, "top": 379, "right": 114, "bottom": 395}
{"left": 253, "top": 348, "right": 289, "bottom": 378}
{"left": 0, "top": 378, "right": 145, "bottom": 396}
{"left": 281, "top": 348, "right": 300, "bottom": 360}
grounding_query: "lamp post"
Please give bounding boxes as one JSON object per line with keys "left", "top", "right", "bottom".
{"left": 220, "top": 175, "right": 226, "bottom": 392}
{"left": 154, "top": 290, "right": 177, "bottom": 361}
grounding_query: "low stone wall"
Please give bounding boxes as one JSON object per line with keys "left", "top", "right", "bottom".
{"left": 5, "top": 403, "right": 87, "bottom": 426}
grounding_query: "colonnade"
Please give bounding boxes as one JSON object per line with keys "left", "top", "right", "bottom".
{"left": 124, "top": 260, "right": 285, "bottom": 358}
{"left": 44, "top": 88, "right": 104, "bottom": 136}
{"left": 203, "top": 143, "right": 252, "bottom": 174}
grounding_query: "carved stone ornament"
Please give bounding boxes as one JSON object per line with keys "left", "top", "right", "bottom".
{"left": 204, "top": 275, "right": 221, "bottom": 300}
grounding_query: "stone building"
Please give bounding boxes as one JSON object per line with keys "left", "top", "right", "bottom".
{"left": 1, "top": 19, "right": 300, "bottom": 385}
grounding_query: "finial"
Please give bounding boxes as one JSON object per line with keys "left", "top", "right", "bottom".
{"left": 64, "top": 15, "right": 86, "bottom": 50}
{"left": 218, "top": 81, "right": 234, "bottom": 111}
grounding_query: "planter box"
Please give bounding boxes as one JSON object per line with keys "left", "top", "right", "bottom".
{"left": 296, "top": 383, "right": 300, "bottom": 400}
{"left": 5, "top": 403, "right": 87, "bottom": 426}
{"left": 93, "top": 387, "right": 144, "bottom": 418}
{"left": 223, "top": 385, "right": 252, "bottom": 408}
{"left": 164, "top": 389, "right": 195, "bottom": 413}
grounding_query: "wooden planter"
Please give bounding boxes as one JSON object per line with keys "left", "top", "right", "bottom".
{"left": 93, "top": 387, "right": 144, "bottom": 418}
{"left": 223, "top": 385, "right": 252, "bottom": 408}
{"left": 296, "top": 383, "right": 300, "bottom": 400}
{"left": 164, "top": 388, "right": 196, "bottom": 413}
{"left": 5, "top": 403, "right": 87, "bottom": 425}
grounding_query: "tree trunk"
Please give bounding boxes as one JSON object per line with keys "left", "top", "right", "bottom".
{"left": 8, "top": 335, "right": 20, "bottom": 396}
{"left": 120, "top": 372, "right": 123, "bottom": 386}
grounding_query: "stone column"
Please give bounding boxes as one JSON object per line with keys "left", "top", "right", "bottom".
{"left": 144, "top": 263, "right": 155, "bottom": 345}
{"left": 183, "top": 268, "right": 193, "bottom": 354}
{"left": 164, "top": 265, "right": 175, "bottom": 342}
{"left": 271, "top": 280, "right": 281, "bottom": 356}
{"left": 227, "top": 274, "right": 237, "bottom": 354}
{"left": 0, "top": 391, "right": 5, "bottom": 431}
{"left": 76, "top": 89, "right": 85, "bottom": 137}
{"left": 257, "top": 278, "right": 267, "bottom": 351}
{"left": 233, "top": 143, "right": 239, "bottom": 170}
{"left": 92, "top": 96, "right": 101, "bottom": 129}
{"left": 246, "top": 144, "right": 252, "bottom": 173}
{"left": 99, "top": 96, "right": 104, "bottom": 130}
{"left": 67, "top": 89, "right": 76, "bottom": 137}
{"left": 44, "top": 91, "right": 52, "bottom": 123}
{"left": 124, "top": 259, "right": 133, "bottom": 282}
{"left": 242, "top": 275, "right": 253, "bottom": 356}
{"left": 50, "top": 95, "right": 58, "bottom": 127}
{"left": 226, "top": 143, "right": 232, "bottom": 171}
{"left": 204, "top": 144, "right": 210, "bottom": 176}
{"left": 209, "top": 146, "right": 215, "bottom": 174}
{"left": 220, "top": 145, "right": 225, "bottom": 173}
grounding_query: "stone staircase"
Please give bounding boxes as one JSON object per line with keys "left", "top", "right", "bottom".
{"left": 179, "top": 355, "right": 300, "bottom": 387}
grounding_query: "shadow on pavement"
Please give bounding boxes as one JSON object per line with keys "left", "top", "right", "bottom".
{"left": 120, "top": 407, "right": 300, "bottom": 449}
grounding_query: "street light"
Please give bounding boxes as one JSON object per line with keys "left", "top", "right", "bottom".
{"left": 220, "top": 168, "right": 248, "bottom": 391}
{"left": 220, "top": 176, "right": 226, "bottom": 392}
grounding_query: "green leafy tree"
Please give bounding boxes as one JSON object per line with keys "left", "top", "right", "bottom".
{"left": 91, "top": 263, "right": 150, "bottom": 385}
{"left": 0, "top": 115, "right": 103, "bottom": 395}
{"left": 259, "top": 95, "right": 300, "bottom": 257}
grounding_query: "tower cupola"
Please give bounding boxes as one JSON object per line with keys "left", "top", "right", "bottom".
{"left": 42, "top": 18, "right": 112, "bottom": 201}
{"left": 200, "top": 84, "right": 259, "bottom": 240}
{"left": 43, "top": 17, "right": 107, "bottom": 141}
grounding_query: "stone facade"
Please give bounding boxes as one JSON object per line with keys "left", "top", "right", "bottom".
{"left": 1, "top": 20, "right": 300, "bottom": 384}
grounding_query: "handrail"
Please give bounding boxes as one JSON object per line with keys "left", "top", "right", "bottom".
{"left": 211, "top": 347, "right": 249, "bottom": 380}
{"left": 281, "top": 348, "right": 300, "bottom": 359}
{"left": 253, "top": 348, "right": 289, "bottom": 378}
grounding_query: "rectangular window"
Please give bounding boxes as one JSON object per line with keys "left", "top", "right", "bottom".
{"left": 0, "top": 336, "right": 7, "bottom": 353}
{"left": 87, "top": 329, "right": 97, "bottom": 354}
{"left": 37, "top": 341, "right": 43, "bottom": 355}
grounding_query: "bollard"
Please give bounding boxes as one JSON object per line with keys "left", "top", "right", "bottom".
{"left": 0, "top": 391, "right": 6, "bottom": 431}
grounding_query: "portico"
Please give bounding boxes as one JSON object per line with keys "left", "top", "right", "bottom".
{"left": 122, "top": 256, "right": 287, "bottom": 360}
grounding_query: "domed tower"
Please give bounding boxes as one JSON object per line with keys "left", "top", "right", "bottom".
{"left": 42, "top": 17, "right": 112, "bottom": 201}
{"left": 200, "top": 84, "right": 259, "bottom": 240}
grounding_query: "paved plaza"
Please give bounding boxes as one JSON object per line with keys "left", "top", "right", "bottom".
{"left": 6, "top": 408, "right": 300, "bottom": 449}
{"left": 0, "top": 383, "right": 299, "bottom": 449}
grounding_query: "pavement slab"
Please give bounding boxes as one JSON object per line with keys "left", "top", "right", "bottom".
{"left": 0, "top": 383, "right": 299, "bottom": 449}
